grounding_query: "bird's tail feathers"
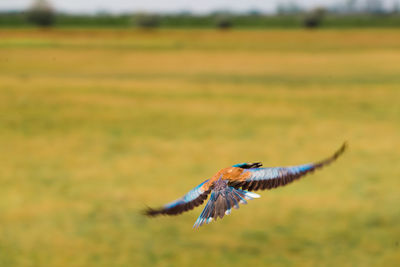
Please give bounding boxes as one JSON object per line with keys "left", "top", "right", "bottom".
{"left": 193, "top": 186, "right": 259, "bottom": 228}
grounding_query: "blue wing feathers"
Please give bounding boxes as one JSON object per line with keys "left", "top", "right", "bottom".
{"left": 164, "top": 180, "right": 208, "bottom": 209}
{"left": 193, "top": 184, "right": 260, "bottom": 228}
{"left": 145, "top": 180, "right": 210, "bottom": 216}
{"left": 237, "top": 143, "right": 347, "bottom": 191}
{"left": 244, "top": 164, "right": 314, "bottom": 182}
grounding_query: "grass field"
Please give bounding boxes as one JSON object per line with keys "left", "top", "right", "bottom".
{"left": 0, "top": 29, "right": 399, "bottom": 267}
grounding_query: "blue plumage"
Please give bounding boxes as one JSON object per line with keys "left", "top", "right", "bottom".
{"left": 193, "top": 178, "right": 260, "bottom": 228}
{"left": 145, "top": 143, "right": 347, "bottom": 228}
{"left": 242, "top": 163, "right": 314, "bottom": 182}
{"left": 164, "top": 180, "right": 209, "bottom": 210}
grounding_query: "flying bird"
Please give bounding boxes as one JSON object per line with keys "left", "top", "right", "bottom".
{"left": 144, "top": 143, "right": 347, "bottom": 228}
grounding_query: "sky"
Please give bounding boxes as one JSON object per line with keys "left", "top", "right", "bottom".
{"left": 0, "top": 0, "right": 398, "bottom": 14}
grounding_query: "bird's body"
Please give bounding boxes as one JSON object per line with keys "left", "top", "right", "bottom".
{"left": 145, "top": 143, "right": 347, "bottom": 228}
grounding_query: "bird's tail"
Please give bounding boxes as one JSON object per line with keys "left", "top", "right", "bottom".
{"left": 193, "top": 185, "right": 260, "bottom": 228}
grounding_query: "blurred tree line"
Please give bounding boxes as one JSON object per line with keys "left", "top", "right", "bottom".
{"left": 1, "top": 0, "right": 400, "bottom": 29}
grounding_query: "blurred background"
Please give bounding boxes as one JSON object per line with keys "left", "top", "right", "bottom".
{"left": 0, "top": 0, "right": 399, "bottom": 266}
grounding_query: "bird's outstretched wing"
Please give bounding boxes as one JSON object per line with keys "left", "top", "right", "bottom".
{"left": 229, "top": 143, "right": 347, "bottom": 191}
{"left": 144, "top": 180, "right": 211, "bottom": 216}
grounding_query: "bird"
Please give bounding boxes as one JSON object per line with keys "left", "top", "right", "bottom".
{"left": 144, "top": 143, "right": 347, "bottom": 228}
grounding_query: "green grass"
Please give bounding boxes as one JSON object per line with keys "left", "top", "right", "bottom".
{"left": 0, "top": 29, "right": 399, "bottom": 267}
{"left": 2, "top": 13, "right": 400, "bottom": 28}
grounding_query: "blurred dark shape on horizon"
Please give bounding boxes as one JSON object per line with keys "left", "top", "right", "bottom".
{"left": 0, "top": 0, "right": 400, "bottom": 29}
{"left": 133, "top": 13, "right": 160, "bottom": 29}
{"left": 26, "top": 0, "right": 55, "bottom": 27}
{"left": 303, "top": 7, "right": 327, "bottom": 28}
{"left": 214, "top": 14, "right": 233, "bottom": 30}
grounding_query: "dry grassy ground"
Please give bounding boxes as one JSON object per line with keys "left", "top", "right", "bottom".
{"left": 0, "top": 29, "right": 399, "bottom": 267}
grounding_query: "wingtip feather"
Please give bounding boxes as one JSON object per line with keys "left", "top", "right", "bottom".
{"left": 335, "top": 142, "right": 348, "bottom": 158}
{"left": 143, "top": 206, "right": 159, "bottom": 217}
